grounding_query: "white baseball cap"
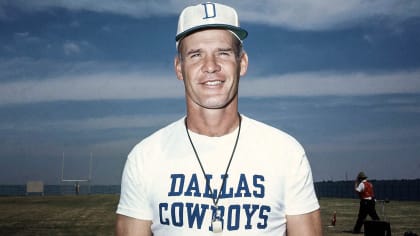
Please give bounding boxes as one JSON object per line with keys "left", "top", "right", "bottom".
{"left": 176, "top": 2, "right": 248, "bottom": 43}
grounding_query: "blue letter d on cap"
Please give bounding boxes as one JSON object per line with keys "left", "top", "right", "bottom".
{"left": 202, "top": 3, "right": 216, "bottom": 19}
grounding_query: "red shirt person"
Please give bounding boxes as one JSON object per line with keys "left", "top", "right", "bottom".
{"left": 353, "top": 172, "right": 380, "bottom": 234}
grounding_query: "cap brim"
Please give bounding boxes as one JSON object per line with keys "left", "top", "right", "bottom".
{"left": 175, "top": 24, "right": 248, "bottom": 42}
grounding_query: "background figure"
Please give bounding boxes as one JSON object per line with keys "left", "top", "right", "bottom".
{"left": 75, "top": 182, "right": 80, "bottom": 195}
{"left": 353, "top": 171, "right": 380, "bottom": 234}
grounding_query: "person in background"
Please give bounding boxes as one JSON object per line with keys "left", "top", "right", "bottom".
{"left": 353, "top": 171, "right": 380, "bottom": 234}
{"left": 116, "top": 2, "right": 322, "bottom": 235}
{"left": 75, "top": 182, "right": 80, "bottom": 195}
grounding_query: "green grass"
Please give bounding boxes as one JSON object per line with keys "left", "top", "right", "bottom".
{"left": 0, "top": 195, "right": 419, "bottom": 235}
{"left": 320, "top": 198, "right": 420, "bottom": 236}
{"left": 0, "top": 195, "right": 119, "bottom": 236}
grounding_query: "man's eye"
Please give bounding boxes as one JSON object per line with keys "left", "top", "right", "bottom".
{"left": 219, "top": 51, "right": 232, "bottom": 57}
{"left": 190, "top": 53, "right": 200, "bottom": 58}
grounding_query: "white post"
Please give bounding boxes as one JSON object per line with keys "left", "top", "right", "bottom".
{"left": 61, "top": 152, "right": 65, "bottom": 181}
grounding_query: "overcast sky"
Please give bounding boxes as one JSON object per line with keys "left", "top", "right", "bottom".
{"left": 1, "top": 0, "right": 419, "bottom": 184}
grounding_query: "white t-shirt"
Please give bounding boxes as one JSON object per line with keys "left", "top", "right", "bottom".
{"left": 117, "top": 115, "right": 319, "bottom": 236}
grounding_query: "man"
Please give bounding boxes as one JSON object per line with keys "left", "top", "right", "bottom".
{"left": 116, "top": 2, "right": 322, "bottom": 235}
{"left": 353, "top": 171, "right": 380, "bottom": 234}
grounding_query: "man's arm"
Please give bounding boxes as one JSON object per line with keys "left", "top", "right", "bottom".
{"left": 286, "top": 209, "right": 323, "bottom": 236}
{"left": 115, "top": 214, "right": 152, "bottom": 236}
{"left": 355, "top": 180, "right": 363, "bottom": 193}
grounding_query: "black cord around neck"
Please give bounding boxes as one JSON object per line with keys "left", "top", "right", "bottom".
{"left": 184, "top": 114, "right": 242, "bottom": 207}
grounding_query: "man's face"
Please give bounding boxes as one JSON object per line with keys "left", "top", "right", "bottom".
{"left": 175, "top": 29, "right": 248, "bottom": 110}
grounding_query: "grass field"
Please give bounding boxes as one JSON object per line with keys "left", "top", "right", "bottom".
{"left": 0, "top": 195, "right": 419, "bottom": 235}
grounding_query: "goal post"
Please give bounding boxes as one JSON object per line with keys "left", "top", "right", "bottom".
{"left": 61, "top": 152, "right": 93, "bottom": 194}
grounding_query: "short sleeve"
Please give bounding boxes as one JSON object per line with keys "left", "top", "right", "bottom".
{"left": 284, "top": 153, "right": 320, "bottom": 215}
{"left": 116, "top": 146, "right": 153, "bottom": 220}
{"left": 355, "top": 182, "right": 364, "bottom": 192}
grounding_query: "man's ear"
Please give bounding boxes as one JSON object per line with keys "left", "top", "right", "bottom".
{"left": 239, "top": 51, "right": 249, "bottom": 77}
{"left": 174, "top": 56, "right": 184, "bottom": 81}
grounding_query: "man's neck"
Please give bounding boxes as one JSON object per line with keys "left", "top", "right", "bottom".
{"left": 185, "top": 109, "right": 240, "bottom": 137}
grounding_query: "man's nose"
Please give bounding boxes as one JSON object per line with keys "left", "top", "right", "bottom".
{"left": 202, "top": 55, "right": 221, "bottom": 73}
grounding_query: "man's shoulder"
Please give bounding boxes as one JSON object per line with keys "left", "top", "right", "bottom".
{"left": 242, "top": 115, "right": 304, "bottom": 150}
{"left": 363, "top": 180, "right": 373, "bottom": 187}
{"left": 150, "top": 117, "right": 185, "bottom": 138}
{"left": 242, "top": 115, "right": 278, "bottom": 132}
{"left": 242, "top": 115, "right": 298, "bottom": 138}
{"left": 131, "top": 117, "right": 185, "bottom": 151}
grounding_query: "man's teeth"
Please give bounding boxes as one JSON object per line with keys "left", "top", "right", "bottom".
{"left": 205, "top": 81, "right": 222, "bottom": 85}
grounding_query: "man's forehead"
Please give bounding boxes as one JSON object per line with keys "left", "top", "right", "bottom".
{"left": 180, "top": 29, "right": 234, "bottom": 49}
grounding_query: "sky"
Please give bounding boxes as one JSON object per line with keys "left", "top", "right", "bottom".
{"left": 0, "top": 0, "right": 420, "bottom": 185}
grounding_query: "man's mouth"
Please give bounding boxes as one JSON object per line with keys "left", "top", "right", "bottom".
{"left": 204, "top": 80, "right": 223, "bottom": 86}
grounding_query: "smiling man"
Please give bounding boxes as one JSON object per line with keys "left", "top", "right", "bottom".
{"left": 116, "top": 2, "right": 322, "bottom": 236}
